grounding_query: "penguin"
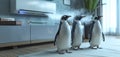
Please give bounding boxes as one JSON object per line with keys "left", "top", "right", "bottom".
{"left": 89, "top": 16, "right": 105, "bottom": 49}
{"left": 54, "top": 15, "right": 72, "bottom": 54}
{"left": 71, "top": 16, "right": 85, "bottom": 50}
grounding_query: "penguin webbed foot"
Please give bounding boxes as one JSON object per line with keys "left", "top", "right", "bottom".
{"left": 57, "top": 50, "right": 65, "bottom": 54}
{"left": 66, "top": 49, "right": 72, "bottom": 53}
{"left": 77, "top": 46, "right": 83, "bottom": 50}
{"left": 58, "top": 52, "right": 65, "bottom": 54}
{"left": 89, "top": 46, "right": 102, "bottom": 49}
{"left": 72, "top": 46, "right": 79, "bottom": 50}
{"left": 97, "top": 46, "right": 102, "bottom": 49}
{"left": 89, "top": 46, "right": 94, "bottom": 49}
{"left": 89, "top": 46, "right": 97, "bottom": 49}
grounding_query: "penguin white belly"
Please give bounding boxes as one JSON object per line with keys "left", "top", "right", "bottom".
{"left": 90, "top": 20, "right": 102, "bottom": 47}
{"left": 72, "top": 22, "right": 83, "bottom": 47}
{"left": 56, "top": 21, "right": 71, "bottom": 50}
{"left": 81, "top": 25, "right": 85, "bottom": 37}
{"left": 90, "top": 33, "right": 102, "bottom": 46}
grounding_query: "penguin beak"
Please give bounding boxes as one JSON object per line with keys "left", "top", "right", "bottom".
{"left": 79, "top": 16, "right": 85, "bottom": 20}
{"left": 67, "top": 15, "right": 71, "bottom": 18}
{"left": 98, "top": 16, "right": 103, "bottom": 20}
{"left": 61, "top": 15, "right": 71, "bottom": 20}
{"left": 66, "top": 15, "right": 71, "bottom": 20}
{"left": 63, "top": 15, "right": 71, "bottom": 17}
{"left": 81, "top": 15, "right": 85, "bottom": 17}
{"left": 98, "top": 16, "right": 103, "bottom": 18}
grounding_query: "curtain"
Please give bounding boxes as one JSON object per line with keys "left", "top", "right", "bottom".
{"left": 116, "top": 0, "right": 120, "bottom": 35}
{"left": 102, "top": 0, "right": 119, "bottom": 35}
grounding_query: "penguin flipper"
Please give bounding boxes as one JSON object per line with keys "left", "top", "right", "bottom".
{"left": 54, "top": 35, "right": 58, "bottom": 45}
{"left": 71, "top": 21, "right": 77, "bottom": 45}
{"left": 102, "top": 32, "right": 105, "bottom": 42}
{"left": 89, "top": 21, "right": 95, "bottom": 42}
{"left": 54, "top": 22, "right": 62, "bottom": 46}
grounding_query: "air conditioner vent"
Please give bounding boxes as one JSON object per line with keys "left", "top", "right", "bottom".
{"left": 10, "top": 0, "right": 56, "bottom": 16}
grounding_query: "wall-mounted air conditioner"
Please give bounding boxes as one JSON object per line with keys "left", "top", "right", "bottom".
{"left": 10, "top": 0, "right": 56, "bottom": 16}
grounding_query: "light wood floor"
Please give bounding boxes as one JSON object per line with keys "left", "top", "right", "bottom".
{"left": 0, "top": 42, "right": 55, "bottom": 57}
{"left": 0, "top": 36, "right": 119, "bottom": 57}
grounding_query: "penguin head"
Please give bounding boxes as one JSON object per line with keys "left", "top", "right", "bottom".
{"left": 79, "top": 15, "right": 86, "bottom": 19}
{"left": 61, "top": 15, "right": 71, "bottom": 20}
{"left": 75, "top": 15, "right": 85, "bottom": 20}
{"left": 94, "top": 16, "right": 103, "bottom": 20}
{"left": 94, "top": 17, "right": 98, "bottom": 20}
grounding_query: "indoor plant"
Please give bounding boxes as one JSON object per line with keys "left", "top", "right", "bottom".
{"left": 83, "top": 0, "right": 100, "bottom": 39}
{"left": 84, "top": 0, "right": 100, "bottom": 16}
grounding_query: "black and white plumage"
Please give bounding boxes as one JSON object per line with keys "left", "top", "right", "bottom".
{"left": 89, "top": 16, "right": 105, "bottom": 49}
{"left": 71, "top": 16, "right": 85, "bottom": 50}
{"left": 54, "top": 15, "right": 72, "bottom": 54}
